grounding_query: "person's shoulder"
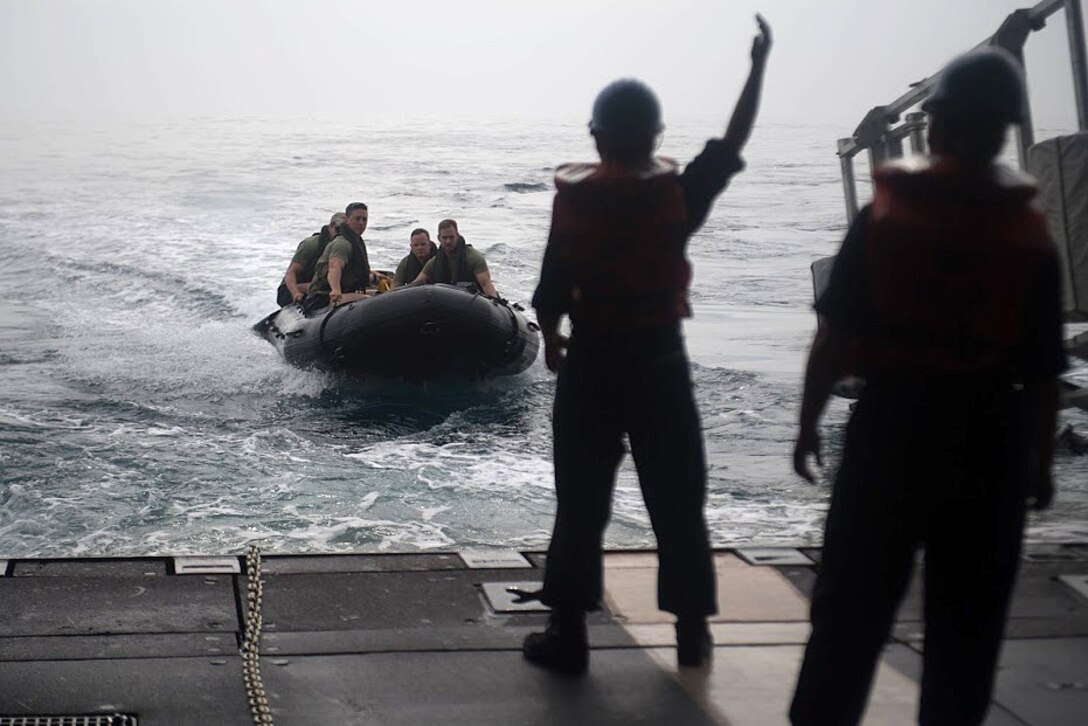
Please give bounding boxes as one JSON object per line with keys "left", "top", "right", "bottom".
{"left": 841, "top": 205, "right": 874, "bottom": 246}
{"left": 554, "top": 163, "right": 600, "bottom": 198}
{"left": 392, "top": 255, "right": 410, "bottom": 280}
{"left": 555, "top": 162, "right": 598, "bottom": 187}
{"left": 684, "top": 138, "right": 744, "bottom": 172}
{"left": 699, "top": 137, "right": 740, "bottom": 154}
{"left": 327, "top": 235, "right": 353, "bottom": 256}
{"left": 296, "top": 233, "right": 320, "bottom": 250}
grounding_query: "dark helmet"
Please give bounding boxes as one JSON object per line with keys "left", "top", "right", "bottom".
{"left": 589, "top": 79, "right": 663, "bottom": 139}
{"left": 922, "top": 47, "right": 1027, "bottom": 124}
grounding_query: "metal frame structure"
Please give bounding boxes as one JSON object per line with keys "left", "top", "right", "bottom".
{"left": 828, "top": 0, "right": 1088, "bottom": 413}
{"left": 836, "top": 0, "right": 1088, "bottom": 223}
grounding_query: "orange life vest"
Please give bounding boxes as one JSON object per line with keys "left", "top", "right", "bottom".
{"left": 855, "top": 157, "right": 1054, "bottom": 374}
{"left": 549, "top": 158, "right": 691, "bottom": 328}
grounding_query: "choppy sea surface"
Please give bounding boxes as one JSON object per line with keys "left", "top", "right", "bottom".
{"left": 0, "top": 116, "right": 1085, "bottom": 557}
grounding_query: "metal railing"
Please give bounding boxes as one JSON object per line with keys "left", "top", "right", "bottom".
{"left": 837, "top": 0, "right": 1088, "bottom": 223}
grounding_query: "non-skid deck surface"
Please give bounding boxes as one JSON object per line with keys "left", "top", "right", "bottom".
{"left": 1, "top": 546, "right": 1086, "bottom": 725}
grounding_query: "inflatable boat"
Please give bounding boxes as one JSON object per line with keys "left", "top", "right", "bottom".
{"left": 253, "top": 283, "right": 540, "bottom": 380}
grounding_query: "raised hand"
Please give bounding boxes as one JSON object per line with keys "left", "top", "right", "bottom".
{"left": 752, "top": 13, "right": 772, "bottom": 65}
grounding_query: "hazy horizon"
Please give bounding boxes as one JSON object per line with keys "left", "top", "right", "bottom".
{"left": 2, "top": 0, "right": 1085, "bottom": 131}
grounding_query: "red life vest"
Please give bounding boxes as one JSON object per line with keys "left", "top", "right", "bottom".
{"left": 855, "top": 157, "right": 1054, "bottom": 374}
{"left": 549, "top": 158, "right": 691, "bottom": 328}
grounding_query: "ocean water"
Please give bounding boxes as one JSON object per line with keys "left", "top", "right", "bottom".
{"left": 0, "top": 116, "right": 1085, "bottom": 557}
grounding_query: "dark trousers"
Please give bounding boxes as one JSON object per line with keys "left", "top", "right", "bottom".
{"left": 790, "top": 380, "right": 1027, "bottom": 726}
{"left": 540, "top": 326, "right": 716, "bottom": 617}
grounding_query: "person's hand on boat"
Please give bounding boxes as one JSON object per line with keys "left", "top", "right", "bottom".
{"left": 751, "top": 13, "right": 772, "bottom": 66}
{"left": 544, "top": 333, "right": 568, "bottom": 374}
{"left": 329, "top": 290, "right": 343, "bottom": 306}
{"left": 793, "top": 424, "right": 822, "bottom": 484}
{"left": 292, "top": 290, "right": 304, "bottom": 303}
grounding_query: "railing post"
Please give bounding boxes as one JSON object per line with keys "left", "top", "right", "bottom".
{"left": 992, "top": 9, "right": 1039, "bottom": 168}
{"left": 885, "top": 135, "right": 905, "bottom": 160}
{"left": 1010, "top": 47, "right": 1037, "bottom": 168}
{"left": 855, "top": 106, "right": 898, "bottom": 170}
{"left": 905, "top": 112, "right": 928, "bottom": 156}
{"left": 836, "top": 0, "right": 1083, "bottom": 225}
{"left": 1066, "top": 0, "right": 1088, "bottom": 131}
{"left": 837, "top": 138, "right": 859, "bottom": 224}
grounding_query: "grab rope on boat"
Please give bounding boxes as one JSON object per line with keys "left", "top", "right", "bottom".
{"left": 242, "top": 543, "right": 274, "bottom": 724}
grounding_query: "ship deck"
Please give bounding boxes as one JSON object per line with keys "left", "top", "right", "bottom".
{"left": 1, "top": 545, "right": 1086, "bottom": 725}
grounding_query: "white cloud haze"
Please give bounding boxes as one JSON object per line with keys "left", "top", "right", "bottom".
{"left": 1, "top": 0, "right": 1084, "bottom": 128}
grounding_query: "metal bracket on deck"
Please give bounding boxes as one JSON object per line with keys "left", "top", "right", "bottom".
{"left": 1058, "top": 574, "right": 1088, "bottom": 602}
{"left": 481, "top": 581, "right": 550, "bottom": 613}
{"left": 460, "top": 549, "right": 531, "bottom": 569}
{"left": 173, "top": 556, "right": 242, "bottom": 575}
{"left": 1022, "top": 545, "right": 1087, "bottom": 563}
{"left": 735, "top": 548, "right": 814, "bottom": 566}
{"left": 0, "top": 716, "right": 139, "bottom": 726}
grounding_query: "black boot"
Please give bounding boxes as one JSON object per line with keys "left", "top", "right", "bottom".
{"left": 676, "top": 618, "right": 712, "bottom": 667}
{"left": 523, "top": 609, "right": 588, "bottom": 675}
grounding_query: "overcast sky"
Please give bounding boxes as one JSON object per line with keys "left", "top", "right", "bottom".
{"left": 1, "top": 0, "right": 1085, "bottom": 127}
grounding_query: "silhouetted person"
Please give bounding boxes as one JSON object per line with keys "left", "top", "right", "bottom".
{"left": 277, "top": 211, "right": 346, "bottom": 306}
{"left": 524, "top": 15, "right": 772, "bottom": 674}
{"left": 790, "top": 47, "right": 1065, "bottom": 725}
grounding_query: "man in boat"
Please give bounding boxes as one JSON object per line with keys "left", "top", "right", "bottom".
{"left": 410, "top": 219, "right": 499, "bottom": 298}
{"left": 522, "top": 15, "right": 771, "bottom": 674}
{"left": 391, "top": 228, "right": 438, "bottom": 289}
{"left": 305, "top": 202, "right": 384, "bottom": 307}
{"left": 790, "top": 48, "right": 1065, "bottom": 725}
{"left": 277, "top": 211, "right": 346, "bottom": 306}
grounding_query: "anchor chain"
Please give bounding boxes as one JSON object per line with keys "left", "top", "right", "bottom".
{"left": 242, "top": 543, "right": 274, "bottom": 724}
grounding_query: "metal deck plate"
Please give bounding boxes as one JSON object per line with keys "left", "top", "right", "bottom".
{"left": 1022, "top": 545, "right": 1086, "bottom": 563}
{"left": 261, "top": 553, "right": 464, "bottom": 574}
{"left": 13, "top": 560, "right": 165, "bottom": 577}
{"left": 460, "top": 550, "right": 531, "bottom": 569}
{"left": 173, "top": 556, "right": 240, "bottom": 575}
{"left": 735, "top": 548, "right": 814, "bottom": 566}
{"left": 481, "top": 582, "right": 550, "bottom": 613}
{"left": 0, "top": 716, "right": 138, "bottom": 725}
{"left": 1058, "top": 574, "right": 1088, "bottom": 602}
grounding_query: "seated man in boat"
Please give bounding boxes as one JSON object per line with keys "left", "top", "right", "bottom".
{"left": 305, "top": 202, "right": 384, "bottom": 307}
{"left": 411, "top": 219, "right": 499, "bottom": 298}
{"left": 277, "top": 211, "right": 346, "bottom": 306}
{"left": 391, "top": 228, "right": 438, "bottom": 288}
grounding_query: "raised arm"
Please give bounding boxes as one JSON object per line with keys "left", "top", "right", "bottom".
{"left": 723, "top": 14, "right": 772, "bottom": 151}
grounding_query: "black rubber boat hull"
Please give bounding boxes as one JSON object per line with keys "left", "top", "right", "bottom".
{"left": 254, "top": 284, "right": 540, "bottom": 380}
